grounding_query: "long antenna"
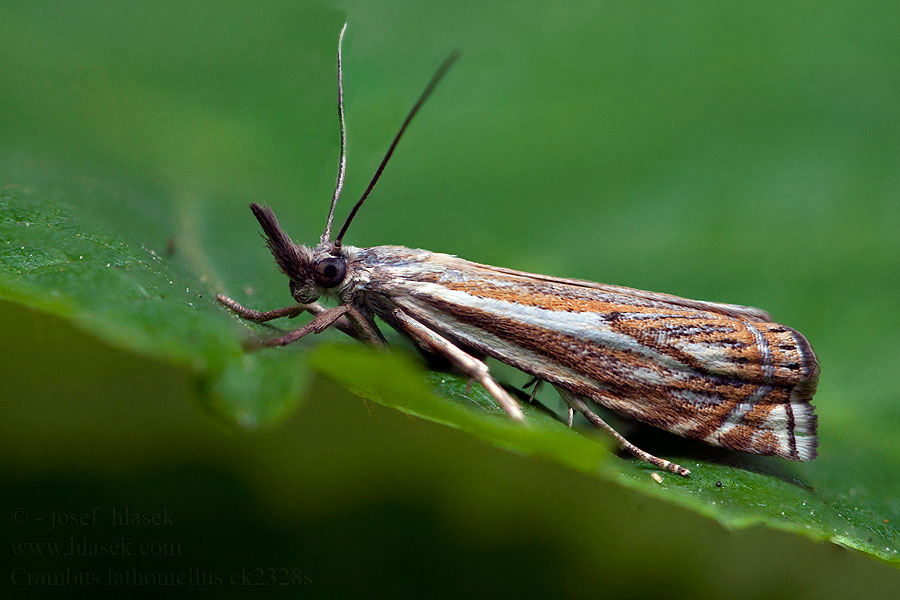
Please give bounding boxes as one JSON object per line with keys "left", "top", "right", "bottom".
{"left": 321, "top": 22, "right": 348, "bottom": 244}
{"left": 334, "top": 50, "right": 460, "bottom": 249}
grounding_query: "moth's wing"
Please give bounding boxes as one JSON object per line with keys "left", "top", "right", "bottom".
{"left": 468, "top": 262, "right": 774, "bottom": 322}
{"left": 380, "top": 252, "right": 818, "bottom": 460}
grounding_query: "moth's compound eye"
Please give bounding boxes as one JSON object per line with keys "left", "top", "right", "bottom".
{"left": 314, "top": 257, "right": 347, "bottom": 288}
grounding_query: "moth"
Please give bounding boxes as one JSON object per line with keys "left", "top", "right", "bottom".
{"left": 218, "top": 25, "right": 819, "bottom": 476}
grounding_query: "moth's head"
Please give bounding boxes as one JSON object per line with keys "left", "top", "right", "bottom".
{"left": 244, "top": 26, "right": 455, "bottom": 307}
{"left": 250, "top": 203, "right": 349, "bottom": 304}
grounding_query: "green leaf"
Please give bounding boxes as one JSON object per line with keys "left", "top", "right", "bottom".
{"left": 0, "top": 177, "right": 307, "bottom": 428}
{"left": 2, "top": 0, "right": 899, "bottom": 570}
{"left": 310, "top": 345, "right": 899, "bottom": 563}
{"left": 308, "top": 345, "right": 613, "bottom": 475}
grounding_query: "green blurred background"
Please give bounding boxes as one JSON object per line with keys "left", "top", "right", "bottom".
{"left": 2, "top": 1, "right": 899, "bottom": 597}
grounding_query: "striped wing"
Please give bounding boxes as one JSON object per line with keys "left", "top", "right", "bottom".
{"left": 362, "top": 248, "right": 819, "bottom": 461}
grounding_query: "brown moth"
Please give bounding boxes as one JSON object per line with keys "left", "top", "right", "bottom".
{"left": 218, "top": 24, "right": 819, "bottom": 476}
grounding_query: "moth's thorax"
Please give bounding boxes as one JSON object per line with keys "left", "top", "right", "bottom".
{"left": 330, "top": 245, "right": 459, "bottom": 307}
{"left": 320, "top": 244, "right": 445, "bottom": 303}
{"left": 354, "top": 245, "right": 459, "bottom": 273}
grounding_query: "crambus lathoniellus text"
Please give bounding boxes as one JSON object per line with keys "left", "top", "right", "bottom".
{"left": 218, "top": 24, "right": 819, "bottom": 477}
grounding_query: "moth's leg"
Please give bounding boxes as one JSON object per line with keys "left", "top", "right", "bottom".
{"left": 342, "top": 306, "right": 387, "bottom": 348}
{"left": 526, "top": 379, "right": 543, "bottom": 404}
{"left": 557, "top": 388, "right": 690, "bottom": 477}
{"left": 521, "top": 378, "right": 566, "bottom": 421}
{"left": 249, "top": 305, "right": 351, "bottom": 348}
{"left": 567, "top": 407, "right": 575, "bottom": 428}
{"left": 217, "top": 294, "right": 360, "bottom": 341}
{"left": 391, "top": 310, "right": 525, "bottom": 422}
{"left": 217, "top": 294, "right": 305, "bottom": 321}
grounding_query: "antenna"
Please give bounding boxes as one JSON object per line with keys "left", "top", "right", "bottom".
{"left": 333, "top": 50, "right": 460, "bottom": 249}
{"left": 321, "top": 22, "right": 348, "bottom": 244}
